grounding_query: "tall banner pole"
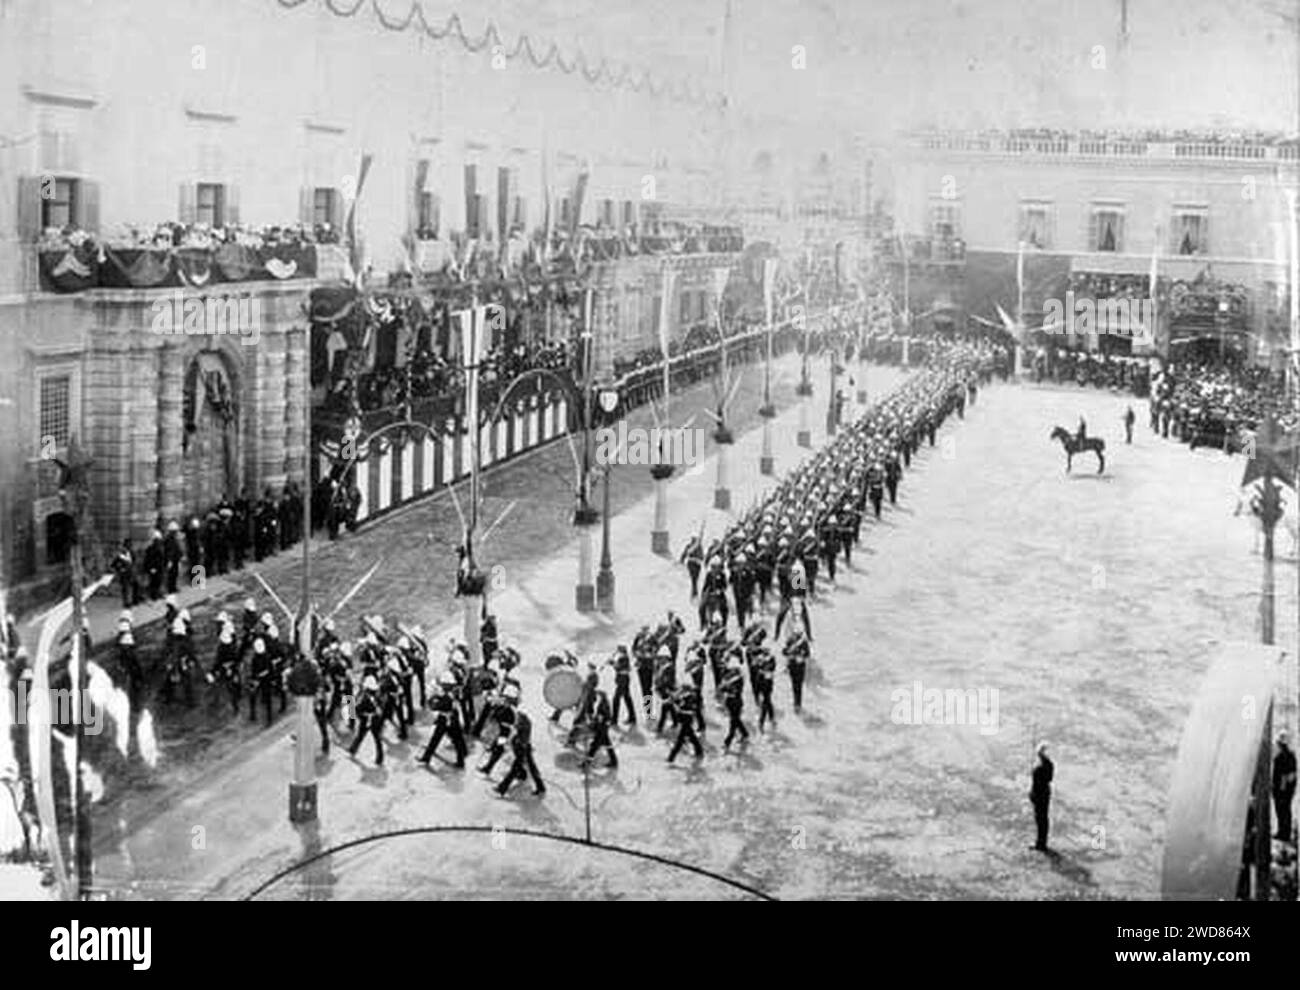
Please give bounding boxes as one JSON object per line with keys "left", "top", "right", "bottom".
{"left": 289, "top": 324, "right": 319, "bottom": 825}
{"left": 760, "top": 258, "right": 776, "bottom": 475}
{"left": 651, "top": 266, "right": 675, "bottom": 554}
{"left": 460, "top": 301, "right": 485, "bottom": 664}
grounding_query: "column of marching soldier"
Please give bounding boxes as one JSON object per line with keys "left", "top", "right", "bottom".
{"left": 106, "top": 340, "right": 999, "bottom": 798}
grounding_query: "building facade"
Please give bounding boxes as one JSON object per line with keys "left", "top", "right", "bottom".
{"left": 879, "top": 130, "right": 1298, "bottom": 357}
{"left": 0, "top": 0, "right": 872, "bottom": 610}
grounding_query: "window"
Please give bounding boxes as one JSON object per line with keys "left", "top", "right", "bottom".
{"left": 680, "top": 290, "right": 693, "bottom": 324}
{"left": 313, "top": 187, "right": 337, "bottom": 229}
{"left": 1089, "top": 207, "right": 1124, "bottom": 252}
{"left": 196, "top": 183, "right": 225, "bottom": 227}
{"left": 599, "top": 199, "right": 615, "bottom": 227}
{"left": 418, "top": 190, "right": 439, "bottom": 238}
{"left": 41, "top": 178, "right": 78, "bottom": 230}
{"left": 1172, "top": 209, "right": 1209, "bottom": 256}
{"left": 1018, "top": 202, "right": 1052, "bottom": 250}
{"left": 39, "top": 374, "right": 72, "bottom": 449}
{"left": 559, "top": 197, "right": 572, "bottom": 229}
{"left": 45, "top": 512, "right": 74, "bottom": 566}
{"left": 929, "top": 200, "right": 962, "bottom": 240}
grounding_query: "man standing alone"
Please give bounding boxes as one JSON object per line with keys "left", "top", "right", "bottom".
{"left": 1031, "top": 742, "right": 1054, "bottom": 852}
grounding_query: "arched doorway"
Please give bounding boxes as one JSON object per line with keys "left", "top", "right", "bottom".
{"left": 182, "top": 350, "right": 241, "bottom": 512}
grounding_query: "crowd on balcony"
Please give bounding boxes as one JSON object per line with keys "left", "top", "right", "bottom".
{"left": 36, "top": 220, "right": 340, "bottom": 291}
{"left": 1068, "top": 270, "right": 1250, "bottom": 321}
{"left": 324, "top": 336, "right": 573, "bottom": 419}
{"left": 914, "top": 126, "right": 1297, "bottom": 148}
{"left": 875, "top": 233, "right": 966, "bottom": 263}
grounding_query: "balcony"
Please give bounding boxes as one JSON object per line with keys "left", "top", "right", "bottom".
{"left": 31, "top": 233, "right": 348, "bottom": 294}
{"left": 907, "top": 131, "right": 1300, "bottom": 165}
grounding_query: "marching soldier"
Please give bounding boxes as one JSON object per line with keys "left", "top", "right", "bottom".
{"left": 866, "top": 461, "right": 886, "bottom": 520}
{"left": 248, "top": 638, "right": 276, "bottom": 725}
{"left": 161, "top": 600, "right": 196, "bottom": 707}
{"left": 477, "top": 688, "right": 519, "bottom": 777}
{"left": 380, "top": 652, "right": 411, "bottom": 741}
{"left": 348, "top": 674, "right": 385, "bottom": 766}
{"left": 632, "top": 627, "right": 657, "bottom": 719}
{"left": 720, "top": 658, "right": 750, "bottom": 752}
{"left": 586, "top": 685, "right": 618, "bottom": 769}
{"left": 682, "top": 643, "right": 707, "bottom": 732}
{"left": 666, "top": 682, "right": 704, "bottom": 764}
{"left": 654, "top": 648, "right": 678, "bottom": 734}
{"left": 609, "top": 645, "right": 636, "bottom": 726}
{"left": 418, "top": 673, "right": 467, "bottom": 768}
{"left": 206, "top": 614, "right": 242, "bottom": 715}
{"left": 885, "top": 452, "right": 902, "bottom": 506}
{"left": 115, "top": 611, "right": 144, "bottom": 710}
{"left": 753, "top": 645, "right": 777, "bottom": 732}
{"left": 679, "top": 533, "right": 705, "bottom": 599}
{"left": 783, "top": 629, "right": 810, "bottom": 712}
{"left": 496, "top": 704, "right": 546, "bottom": 797}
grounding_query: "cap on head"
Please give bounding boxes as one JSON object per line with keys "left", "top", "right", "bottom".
{"left": 1036, "top": 741, "right": 1049, "bottom": 755}
{"left": 244, "top": 598, "right": 257, "bottom": 611}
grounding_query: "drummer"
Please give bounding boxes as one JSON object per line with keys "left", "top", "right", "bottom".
{"left": 544, "top": 649, "right": 580, "bottom": 724}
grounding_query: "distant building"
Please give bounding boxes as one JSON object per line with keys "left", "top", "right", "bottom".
{"left": 878, "top": 129, "right": 1298, "bottom": 360}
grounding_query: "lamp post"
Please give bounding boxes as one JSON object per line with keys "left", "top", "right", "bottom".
{"left": 796, "top": 275, "right": 813, "bottom": 448}
{"left": 596, "top": 459, "right": 614, "bottom": 613}
{"left": 289, "top": 327, "right": 319, "bottom": 824}
{"left": 856, "top": 302, "right": 869, "bottom": 406}
{"left": 54, "top": 438, "right": 93, "bottom": 899}
{"left": 825, "top": 311, "right": 841, "bottom": 437}
{"left": 574, "top": 289, "right": 597, "bottom": 612}
{"left": 759, "top": 257, "right": 777, "bottom": 475}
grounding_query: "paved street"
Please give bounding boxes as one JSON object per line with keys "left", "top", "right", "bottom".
{"left": 83, "top": 371, "right": 1298, "bottom": 900}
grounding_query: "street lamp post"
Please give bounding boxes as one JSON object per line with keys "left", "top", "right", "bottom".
{"left": 54, "top": 437, "right": 93, "bottom": 898}
{"left": 289, "top": 327, "right": 319, "bottom": 824}
{"left": 825, "top": 311, "right": 841, "bottom": 437}
{"left": 857, "top": 303, "right": 869, "bottom": 407}
{"left": 796, "top": 277, "right": 813, "bottom": 448}
{"left": 595, "top": 460, "right": 614, "bottom": 613}
{"left": 575, "top": 289, "right": 597, "bottom": 612}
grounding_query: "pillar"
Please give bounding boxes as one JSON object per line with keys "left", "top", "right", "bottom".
{"left": 257, "top": 329, "right": 289, "bottom": 495}
{"left": 283, "top": 326, "right": 307, "bottom": 487}
{"left": 156, "top": 341, "right": 187, "bottom": 523}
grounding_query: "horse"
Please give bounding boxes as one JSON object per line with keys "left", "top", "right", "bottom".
{"left": 1050, "top": 426, "right": 1106, "bottom": 474}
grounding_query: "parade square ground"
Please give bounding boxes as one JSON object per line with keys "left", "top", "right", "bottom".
{"left": 78, "top": 369, "right": 1298, "bottom": 900}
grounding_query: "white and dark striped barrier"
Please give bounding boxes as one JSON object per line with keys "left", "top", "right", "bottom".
{"left": 318, "top": 393, "right": 571, "bottom": 524}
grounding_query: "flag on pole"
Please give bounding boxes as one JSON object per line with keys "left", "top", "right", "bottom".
{"left": 346, "top": 153, "right": 374, "bottom": 285}
{"left": 569, "top": 167, "right": 589, "bottom": 241}
{"left": 1148, "top": 225, "right": 1160, "bottom": 299}
{"left": 658, "top": 266, "right": 676, "bottom": 361}
{"left": 763, "top": 258, "right": 778, "bottom": 326}
{"left": 540, "top": 141, "right": 552, "bottom": 265}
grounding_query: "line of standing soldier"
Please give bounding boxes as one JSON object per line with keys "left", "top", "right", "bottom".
{"left": 109, "top": 485, "right": 307, "bottom": 608}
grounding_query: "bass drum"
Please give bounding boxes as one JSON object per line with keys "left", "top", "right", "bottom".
{"left": 543, "top": 668, "right": 584, "bottom": 710}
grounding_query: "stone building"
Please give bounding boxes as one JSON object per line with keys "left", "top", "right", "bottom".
{"left": 0, "top": 0, "right": 873, "bottom": 610}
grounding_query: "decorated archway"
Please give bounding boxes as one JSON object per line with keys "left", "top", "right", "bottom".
{"left": 181, "top": 349, "right": 241, "bottom": 512}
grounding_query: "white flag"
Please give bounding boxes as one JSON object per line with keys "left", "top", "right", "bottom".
{"left": 763, "top": 258, "right": 778, "bottom": 326}
{"left": 658, "top": 267, "right": 676, "bottom": 360}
